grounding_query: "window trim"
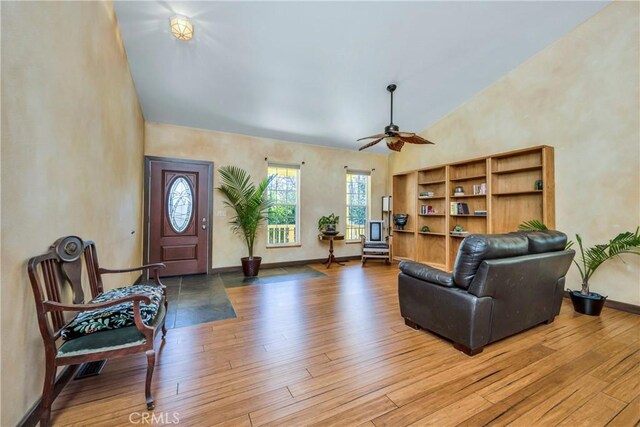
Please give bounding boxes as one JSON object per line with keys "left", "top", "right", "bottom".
{"left": 345, "top": 169, "right": 371, "bottom": 242}
{"left": 266, "top": 163, "right": 301, "bottom": 247}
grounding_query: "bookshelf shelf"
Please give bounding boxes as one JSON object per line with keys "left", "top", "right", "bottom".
{"left": 493, "top": 165, "right": 543, "bottom": 175}
{"left": 418, "top": 179, "right": 446, "bottom": 185}
{"left": 449, "top": 174, "right": 486, "bottom": 182}
{"left": 493, "top": 190, "right": 543, "bottom": 196}
{"left": 393, "top": 146, "right": 554, "bottom": 271}
{"left": 450, "top": 194, "right": 486, "bottom": 199}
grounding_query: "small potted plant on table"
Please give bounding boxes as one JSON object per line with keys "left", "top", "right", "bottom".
{"left": 318, "top": 213, "right": 339, "bottom": 235}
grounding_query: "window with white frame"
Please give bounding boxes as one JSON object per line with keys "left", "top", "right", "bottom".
{"left": 345, "top": 170, "right": 370, "bottom": 241}
{"left": 267, "top": 164, "right": 300, "bottom": 246}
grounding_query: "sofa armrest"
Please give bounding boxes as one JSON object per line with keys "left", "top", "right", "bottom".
{"left": 399, "top": 261, "right": 454, "bottom": 287}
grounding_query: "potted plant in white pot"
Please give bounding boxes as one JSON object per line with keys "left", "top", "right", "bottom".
{"left": 519, "top": 220, "right": 640, "bottom": 316}
{"left": 217, "top": 166, "right": 275, "bottom": 277}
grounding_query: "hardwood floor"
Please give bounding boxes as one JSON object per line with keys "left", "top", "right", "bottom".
{"left": 51, "top": 263, "right": 640, "bottom": 426}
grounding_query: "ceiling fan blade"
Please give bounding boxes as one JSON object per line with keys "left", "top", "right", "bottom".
{"left": 358, "top": 137, "right": 384, "bottom": 151}
{"left": 387, "top": 139, "right": 405, "bottom": 152}
{"left": 401, "top": 134, "right": 435, "bottom": 145}
{"left": 393, "top": 131, "right": 416, "bottom": 138}
{"left": 356, "top": 133, "right": 387, "bottom": 142}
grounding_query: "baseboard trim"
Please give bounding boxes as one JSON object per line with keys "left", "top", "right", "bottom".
{"left": 209, "top": 256, "right": 362, "bottom": 274}
{"left": 563, "top": 291, "right": 640, "bottom": 315}
{"left": 18, "top": 364, "right": 79, "bottom": 427}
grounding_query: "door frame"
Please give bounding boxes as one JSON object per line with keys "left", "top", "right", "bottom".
{"left": 143, "top": 156, "right": 214, "bottom": 275}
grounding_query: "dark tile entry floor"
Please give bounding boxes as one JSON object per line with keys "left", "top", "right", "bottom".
{"left": 162, "top": 274, "right": 236, "bottom": 329}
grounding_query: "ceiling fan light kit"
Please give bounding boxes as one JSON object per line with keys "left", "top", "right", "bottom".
{"left": 357, "top": 83, "right": 435, "bottom": 152}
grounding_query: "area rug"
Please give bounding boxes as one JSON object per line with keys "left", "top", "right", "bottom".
{"left": 220, "top": 265, "right": 327, "bottom": 288}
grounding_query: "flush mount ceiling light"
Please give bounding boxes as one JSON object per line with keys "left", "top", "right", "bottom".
{"left": 170, "top": 15, "right": 193, "bottom": 41}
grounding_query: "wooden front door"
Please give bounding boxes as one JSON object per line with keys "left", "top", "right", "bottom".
{"left": 146, "top": 158, "right": 212, "bottom": 276}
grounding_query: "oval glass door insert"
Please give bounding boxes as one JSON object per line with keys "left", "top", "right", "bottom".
{"left": 167, "top": 176, "right": 193, "bottom": 233}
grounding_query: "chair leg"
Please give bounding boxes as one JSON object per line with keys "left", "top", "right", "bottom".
{"left": 145, "top": 350, "right": 156, "bottom": 410}
{"left": 40, "top": 358, "right": 56, "bottom": 427}
{"left": 162, "top": 297, "right": 168, "bottom": 338}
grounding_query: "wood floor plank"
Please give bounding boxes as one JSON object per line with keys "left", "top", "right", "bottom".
{"left": 608, "top": 394, "right": 640, "bottom": 426}
{"left": 557, "top": 392, "right": 626, "bottom": 427}
{"left": 46, "top": 263, "right": 640, "bottom": 427}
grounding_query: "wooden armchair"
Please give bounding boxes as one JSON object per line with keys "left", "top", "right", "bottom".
{"left": 360, "top": 220, "right": 392, "bottom": 265}
{"left": 27, "top": 236, "right": 168, "bottom": 427}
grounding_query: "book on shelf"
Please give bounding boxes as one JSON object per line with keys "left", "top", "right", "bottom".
{"left": 472, "top": 183, "right": 487, "bottom": 195}
{"left": 450, "top": 202, "right": 469, "bottom": 215}
{"left": 474, "top": 210, "right": 487, "bottom": 216}
{"left": 451, "top": 231, "right": 470, "bottom": 236}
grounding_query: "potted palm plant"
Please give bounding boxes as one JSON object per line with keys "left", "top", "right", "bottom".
{"left": 217, "top": 166, "right": 275, "bottom": 277}
{"left": 519, "top": 220, "right": 640, "bottom": 316}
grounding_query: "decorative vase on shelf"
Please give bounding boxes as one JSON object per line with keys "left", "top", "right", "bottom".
{"left": 393, "top": 214, "right": 409, "bottom": 230}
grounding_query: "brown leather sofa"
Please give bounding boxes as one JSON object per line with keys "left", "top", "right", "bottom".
{"left": 398, "top": 231, "right": 575, "bottom": 355}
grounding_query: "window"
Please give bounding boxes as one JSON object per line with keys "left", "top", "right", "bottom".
{"left": 267, "top": 164, "right": 300, "bottom": 246}
{"left": 345, "top": 170, "right": 370, "bottom": 241}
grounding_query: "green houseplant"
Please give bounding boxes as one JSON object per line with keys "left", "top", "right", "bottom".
{"left": 217, "top": 166, "right": 275, "bottom": 277}
{"left": 318, "top": 213, "right": 339, "bottom": 235}
{"left": 519, "top": 220, "right": 640, "bottom": 315}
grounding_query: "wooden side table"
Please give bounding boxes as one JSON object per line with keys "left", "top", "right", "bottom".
{"left": 318, "top": 234, "right": 345, "bottom": 268}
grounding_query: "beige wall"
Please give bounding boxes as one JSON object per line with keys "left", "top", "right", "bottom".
{"left": 1, "top": 2, "right": 145, "bottom": 425}
{"left": 145, "top": 122, "right": 389, "bottom": 268}
{"left": 390, "top": 2, "right": 640, "bottom": 305}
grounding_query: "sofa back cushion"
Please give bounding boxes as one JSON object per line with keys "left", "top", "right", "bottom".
{"left": 453, "top": 234, "right": 529, "bottom": 289}
{"left": 522, "top": 230, "right": 567, "bottom": 253}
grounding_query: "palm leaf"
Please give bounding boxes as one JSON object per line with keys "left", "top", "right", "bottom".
{"left": 216, "top": 166, "right": 275, "bottom": 258}
{"left": 517, "top": 219, "right": 548, "bottom": 232}
{"left": 576, "top": 227, "right": 640, "bottom": 294}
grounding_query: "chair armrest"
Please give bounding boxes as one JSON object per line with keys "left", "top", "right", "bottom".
{"left": 98, "top": 263, "right": 165, "bottom": 274}
{"left": 43, "top": 294, "right": 152, "bottom": 312}
{"left": 99, "top": 263, "right": 166, "bottom": 287}
{"left": 399, "top": 261, "right": 454, "bottom": 287}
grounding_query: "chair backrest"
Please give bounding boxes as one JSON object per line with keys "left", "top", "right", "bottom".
{"left": 365, "top": 220, "right": 385, "bottom": 243}
{"left": 452, "top": 231, "right": 568, "bottom": 289}
{"left": 27, "top": 236, "right": 104, "bottom": 340}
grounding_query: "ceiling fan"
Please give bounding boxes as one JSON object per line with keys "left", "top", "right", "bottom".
{"left": 357, "top": 84, "right": 435, "bottom": 152}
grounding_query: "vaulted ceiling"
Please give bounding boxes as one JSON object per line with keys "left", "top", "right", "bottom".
{"left": 114, "top": 1, "right": 608, "bottom": 153}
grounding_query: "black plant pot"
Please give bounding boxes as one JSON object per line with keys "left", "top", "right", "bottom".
{"left": 241, "top": 256, "right": 262, "bottom": 277}
{"left": 569, "top": 290, "right": 607, "bottom": 316}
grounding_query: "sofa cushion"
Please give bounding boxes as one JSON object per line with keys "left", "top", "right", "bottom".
{"left": 525, "top": 230, "right": 567, "bottom": 253}
{"left": 453, "top": 234, "right": 529, "bottom": 289}
{"left": 399, "top": 261, "right": 455, "bottom": 287}
{"left": 61, "top": 284, "right": 163, "bottom": 341}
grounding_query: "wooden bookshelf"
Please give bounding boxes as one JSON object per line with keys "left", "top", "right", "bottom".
{"left": 392, "top": 146, "right": 555, "bottom": 271}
